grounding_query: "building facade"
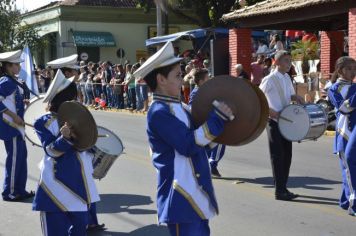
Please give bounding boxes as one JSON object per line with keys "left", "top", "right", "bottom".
{"left": 22, "top": 0, "right": 195, "bottom": 66}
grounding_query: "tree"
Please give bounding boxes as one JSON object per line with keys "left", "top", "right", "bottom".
{"left": 137, "top": 0, "right": 265, "bottom": 27}
{"left": 0, "top": 0, "right": 47, "bottom": 52}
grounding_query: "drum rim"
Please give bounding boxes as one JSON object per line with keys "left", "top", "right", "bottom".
{"left": 278, "top": 103, "right": 328, "bottom": 142}
{"left": 96, "top": 125, "right": 124, "bottom": 155}
{"left": 24, "top": 94, "right": 46, "bottom": 147}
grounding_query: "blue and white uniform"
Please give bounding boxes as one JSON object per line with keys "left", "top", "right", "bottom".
{"left": 33, "top": 113, "right": 100, "bottom": 236}
{"left": 328, "top": 79, "right": 356, "bottom": 214}
{"left": 147, "top": 94, "right": 227, "bottom": 235}
{"left": 0, "top": 75, "right": 29, "bottom": 200}
{"left": 188, "top": 87, "right": 226, "bottom": 170}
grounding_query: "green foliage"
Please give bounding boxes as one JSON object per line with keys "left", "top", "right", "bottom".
{"left": 291, "top": 40, "right": 319, "bottom": 61}
{"left": 0, "top": 0, "right": 47, "bottom": 52}
{"left": 137, "top": 0, "right": 265, "bottom": 27}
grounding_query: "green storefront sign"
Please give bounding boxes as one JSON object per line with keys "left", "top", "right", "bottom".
{"left": 73, "top": 31, "right": 116, "bottom": 47}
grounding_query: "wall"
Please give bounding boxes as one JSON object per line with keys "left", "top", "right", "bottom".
{"left": 349, "top": 8, "right": 356, "bottom": 59}
{"left": 59, "top": 21, "right": 194, "bottom": 64}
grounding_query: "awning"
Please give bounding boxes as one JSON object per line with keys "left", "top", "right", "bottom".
{"left": 145, "top": 28, "right": 265, "bottom": 47}
{"left": 73, "top": 31, "right": 116, "bottom": 47}
{"left": 145, "top": 28, "right": 229, "bottom": 47}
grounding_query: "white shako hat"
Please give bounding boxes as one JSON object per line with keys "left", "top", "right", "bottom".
{"left": 0, "top": 50, "right": 24, "bottom": 63}
{"left": 47, "top": 54, "right": 80, "bottom": 69}
{"left": 43, "top": 69, "right": 75, "bottom": 103}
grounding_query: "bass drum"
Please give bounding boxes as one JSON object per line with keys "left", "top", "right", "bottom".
{"left": 24, "top": 95, "right": 46, "bottom": 147}
{"left": 191, "top": 76, "right": 269, "bottom": 146}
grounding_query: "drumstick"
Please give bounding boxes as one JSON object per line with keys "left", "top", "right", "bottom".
{"left": 25, "top": 122, "right": 34, "bottom": 128}
{"left": 212, "top": 100, "right": 235, "bottom": 121}
{"left": 279, "top": 116, "right": 294, "bottom": 123}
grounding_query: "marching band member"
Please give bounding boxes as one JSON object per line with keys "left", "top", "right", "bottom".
{"left": 133, "top": 42, "right": 234, "bottom": 236}
{"left": 0, "top": 50, "right": 34, "bottom": 202}
{"left": 328, "top": 56, "right": 356, "bottom": 216}
{"left": 259, "top": 50, "right": 304, "bottom": 201}
{"left": 46, "top": 55, "right": 105, "bottom": 231}
{"left": 32, "top": 70, "right": 100, "bottom": 235}
{"left": 187, "top": 68, "right": 226, "bottom": 178}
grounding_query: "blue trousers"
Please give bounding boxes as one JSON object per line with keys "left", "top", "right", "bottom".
{"left": 135, "top": 85, "right": 143, "bottom": 110}
{"left": 128, "top": 88, "right": 136, "bottom": 110}
{"left": 206, "top": 144, "right": 225, "bottom": 168}
{"left": 106, "top": 86, "right": 113, "bottom": 107}
{"left": 342, "top": 127, "right": 356, "bottom": 214}
{"left": 88, "top": 202, "right": 99, "bottom": 225}
{"left": 40, "top": 211, "right": 88, "bottom": 236}
{"left": 168, "top": 220, "right": 210, "bottom": 236}
{"left": 2, "top": 135, "right": 28, "bottom": 199}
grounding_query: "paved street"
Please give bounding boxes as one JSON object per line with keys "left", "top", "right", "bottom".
{"left": 0, "top": 110, "right": 355, "bottom": 236}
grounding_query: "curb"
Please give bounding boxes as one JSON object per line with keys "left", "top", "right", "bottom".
{"left": 88, "top": 107, "right": 147, "bottom": 117}
{"left": 324, "top": 130, "right": 335, "bottom": 136}
{"left": 87, "top": 106, "right": 337, "bottom": 136}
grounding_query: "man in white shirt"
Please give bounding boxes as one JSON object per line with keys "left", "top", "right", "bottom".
{"left": 259, "top": 50, "right": 304, "bottom": 201}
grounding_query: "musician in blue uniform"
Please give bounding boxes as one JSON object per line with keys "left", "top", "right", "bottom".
{"left": 0, "top": 50, "right": 34, "bottom": 201}
{"left": 328, "top": 56, "right": 356, "bottom": 216}
{"left": 188, "top": 68, "right": 226, "bottom": 177}
{"left": 46, "top": 56, "right": 105, "bottom": 231}
{"left": 32, "top": 70, "right": 100, "bottom": 235}
{"left": 133, "top": 42, "right": 234, "bottom": 236}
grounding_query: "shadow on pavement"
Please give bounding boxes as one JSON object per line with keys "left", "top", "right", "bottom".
{"left": 88, "top": 224, "right": 169, "bottom": 236}
{"left": 292, "top": 194, "right": 339, "bottom": 206}
{"left": 97, "top": 194, "right": 156, "bottom": 215}
{"left": 231, "top": 176, "right": 341, "bottom": 190}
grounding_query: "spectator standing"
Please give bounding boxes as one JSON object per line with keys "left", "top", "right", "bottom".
{"left": 263, "top": 57, "right": 273, "bottom": 77}
{"left": 78, "top": 66, "right": 88, "bottom": 104}
{"left": 124, "top": 64, "right": 136, "bottom": 110}
{"left": 251, "top": 55, "right": 265, "bottom": 86}
{"left": 234, "top": 64, "right": 249, "bottom": 80}
{"left": 85, "top": 73, "right": 95, "bottom": 107}
{"left": 256, "top": 39, "right": 269, "bottom": 55}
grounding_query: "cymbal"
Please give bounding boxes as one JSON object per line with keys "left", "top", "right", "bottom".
{"left": 58, "top": 101, "right": 98, "bottom": 151}
{"left": 191, "top": 75, "right": 268, "bottom": 146}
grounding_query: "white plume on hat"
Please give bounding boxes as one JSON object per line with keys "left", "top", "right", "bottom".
{"left": 43, "top": 69, "right": 75, "bottom": 103}
{"left": 47, "top": 54, "right": 80, "bottom": 69}
{"left": 133, "top": 41, "right": 182, "bottom": 79}
{"left": 0, "top": 50, "right": 24, "bottom": 63}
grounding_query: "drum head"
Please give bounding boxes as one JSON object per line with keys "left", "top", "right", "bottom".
{"left": 96, "top": 126, "right": 123, "bottom": 156}
{"left": 24, "top": 95, "right": 46, "bottom": 147}
{"left": 191, "top": 76, "right": 268, "bottom": 146}
{"left": 278, "top": 104, "right": 309, "bottom": 141}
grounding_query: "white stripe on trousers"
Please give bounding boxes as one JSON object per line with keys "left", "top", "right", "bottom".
{"left": 340, "top": 152, "right": 355, "bottom": 212}
{"left": 10, "top": 136, "right": 17, "bottom": 195}
{"left": 210, "top": 144, "right": 222, "bottom": 162}
{"left": 40, "top": 212, "right": 48, "bottom": 236}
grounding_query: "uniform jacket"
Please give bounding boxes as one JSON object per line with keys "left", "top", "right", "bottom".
{"left": 328, "top": 80, "right": 356, "bottom": 153}
{"left": 32, "top": 113, "right": 99, "bottom": 212}
{"left": 0, "top": 75, "right": 25, "bottom": 140}
{"left": 147, "top": 94, "right": 226, "bottom": 224}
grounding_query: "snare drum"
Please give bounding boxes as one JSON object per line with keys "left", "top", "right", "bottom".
{"left": 24, "top": 95, "right": 46, "bottom": 147}
{"left": 92, "top": 126, "right": 124, "bottom": 180}
{"left": 278, "top": 104, "right": 327, "bottom": 142}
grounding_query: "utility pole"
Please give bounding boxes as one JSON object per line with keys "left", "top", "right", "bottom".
{"left": 156, "top": 6, "right": 162, "bottom": 37}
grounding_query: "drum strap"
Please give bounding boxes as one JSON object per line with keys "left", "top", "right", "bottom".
{"left": 271, "top": 75, "right": 288, "bottom": 108}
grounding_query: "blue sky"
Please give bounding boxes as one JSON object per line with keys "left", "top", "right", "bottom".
{"left": 16, "top": 0, "right": 56, "bottom": 12}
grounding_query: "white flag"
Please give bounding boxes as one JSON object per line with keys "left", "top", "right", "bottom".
{"left": 20, "top": 45, "right": 38, "bottom": 97}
